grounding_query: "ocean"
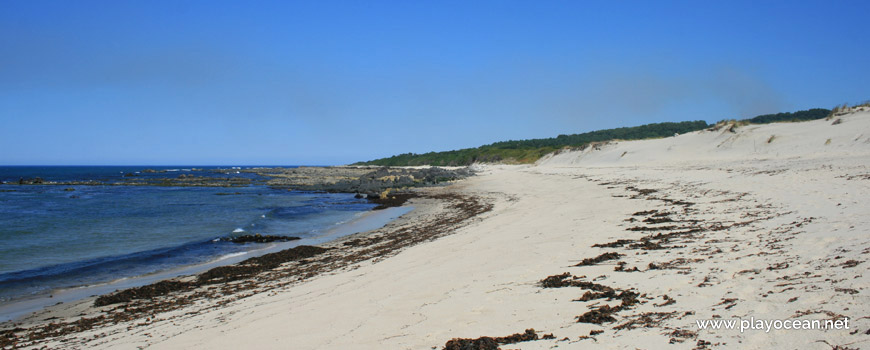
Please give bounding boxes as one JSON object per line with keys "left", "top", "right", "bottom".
{"left": 0, "top": 166, "right": 394, "bottom": 319}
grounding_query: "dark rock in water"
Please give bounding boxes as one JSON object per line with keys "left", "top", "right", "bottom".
{"left": 224, "top": 234, "right": 301, "bottom": 244}
{"left": 17, "top": 177, "right": 44, "bottom": 185}
{"left": 141, "top": 169, "right": 159, "bottom": 173}
{"left": 123, "top": 172, "right": 138, "bottom": 177}
{"left": 354, "top": 193, "right": 364, "bottom": 199}
{"left": 63, "top": 188, "right": 75, "bottom": 192}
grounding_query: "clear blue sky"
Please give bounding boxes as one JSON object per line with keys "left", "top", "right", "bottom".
{"left": 1, "top": 0, "right": 868, "bottom": 165}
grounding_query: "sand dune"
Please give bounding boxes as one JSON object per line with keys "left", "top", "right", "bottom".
{"left": 542, "top": 107, "right": 870, "bottom": 167}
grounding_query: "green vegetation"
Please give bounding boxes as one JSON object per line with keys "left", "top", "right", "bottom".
{"left": 744, "top": 108, "right": 829, "bottom": 124}
{"left": 356, "top": 121, "right": 708, "bottom": 166}
{"left": 711, "top": 107, "right": 832, "bottom": 133}
{"left": 355, "top": 147, "right": 561, "bottom": 167}
{"left": 356, "top": 106, "right": 840, "bottom": 166}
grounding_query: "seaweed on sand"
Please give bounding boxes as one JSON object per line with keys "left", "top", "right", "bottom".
{"left": 539, "top": 273, "right": 614, "bottom": 292}
{"left": 592, "top": 239, "right": 634, "bottom": 248}
{"left": 95, "top": 245, "right": 330, "bottom": 306}
{"left": 443, "top": 329, "right": 554, "bottom": 350}
{"left": 368, "top": 193, "right": 416, "bottom": 210}
{"left": 575, "top": 252, "right": 623, "bottom": 266}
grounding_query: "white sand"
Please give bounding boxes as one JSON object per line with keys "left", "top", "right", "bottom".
{"left": 35, "top": 109, "right": 870, "bottom": 349}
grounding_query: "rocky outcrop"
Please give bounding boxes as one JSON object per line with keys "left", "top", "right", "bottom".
{"left": 222, "top": 234, "right": 301, "bottom": 244}
{"left": 17, "top": 177, "right": 44, "bottom": 185}
{"left": 255, "top": 166, "right": 473, "bottom": 194}
{"left": 3, "top": 166, "right": 472, "bottom": 192}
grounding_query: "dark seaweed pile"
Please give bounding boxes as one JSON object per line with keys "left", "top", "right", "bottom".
{"left": 94, "top": 245, "right": 329, "bottom": 306}
{"left": 443, "top": 329, "right": 553, "bottom": 350}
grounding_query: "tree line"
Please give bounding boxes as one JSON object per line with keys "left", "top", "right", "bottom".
{"left": 355, "top": 107, "right": 832, "bottom": 166}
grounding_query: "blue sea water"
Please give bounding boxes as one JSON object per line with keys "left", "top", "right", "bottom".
{"left": 0, "top": 166, "right": 377, "bottom": 307}
{"left": 0, "top": 165, "right": 263, "bottom": 183}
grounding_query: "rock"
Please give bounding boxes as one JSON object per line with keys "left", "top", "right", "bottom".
{"left": 63, "top": 188, "right": 75, "bottom": 192}
{"left": 367, "top": 193, "right": 416, "bottom": 210}
{"left": 224, "top": 234, "right": 301, "bottom": 244}
{"left": 254, "top": 166, "right": 473, "bottom": 193}
{"left": 18, "top": 177, "right": 44, "bottom": 185}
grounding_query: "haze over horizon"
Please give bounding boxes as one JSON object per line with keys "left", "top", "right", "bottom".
{"left": 2, "top": 0, "right": 868, "bottom": 165}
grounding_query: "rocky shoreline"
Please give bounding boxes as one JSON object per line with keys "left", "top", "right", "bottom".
{"left": 2, "top": 166, "right": 474, "bottom": 197}
{"left": 247, "top": 166, "right": 473, "bottom": 195}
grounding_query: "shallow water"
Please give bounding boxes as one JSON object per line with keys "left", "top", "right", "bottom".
{"left": 0, "top": 166, "right": 378, "bottom": 309}
{"left": 0, "top": 205, "right": 412, "bottom": 323}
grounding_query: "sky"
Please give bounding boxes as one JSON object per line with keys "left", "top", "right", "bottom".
{"left": 1, "top": 0, "right": 868, "bottom": 165}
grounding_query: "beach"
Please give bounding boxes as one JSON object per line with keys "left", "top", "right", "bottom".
{"left": 4, "top": 109, "right": 869, "bottom": 349}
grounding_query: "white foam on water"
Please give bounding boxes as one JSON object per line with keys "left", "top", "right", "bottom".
{"left": 216, "top": 252, "right": 247, "bottom": 261}
{"left": 232, "top": 228, "right": 245, "bottom": 233}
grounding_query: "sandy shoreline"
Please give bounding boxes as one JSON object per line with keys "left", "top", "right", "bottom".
{"left": 0, "top": 204, "right": 413, "bottom": 324}
{"left": 3, "top": 110, "right": 869, "bottom": 349}
{"left": 1, "top": 191, "right": 494, "bottom": 349}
